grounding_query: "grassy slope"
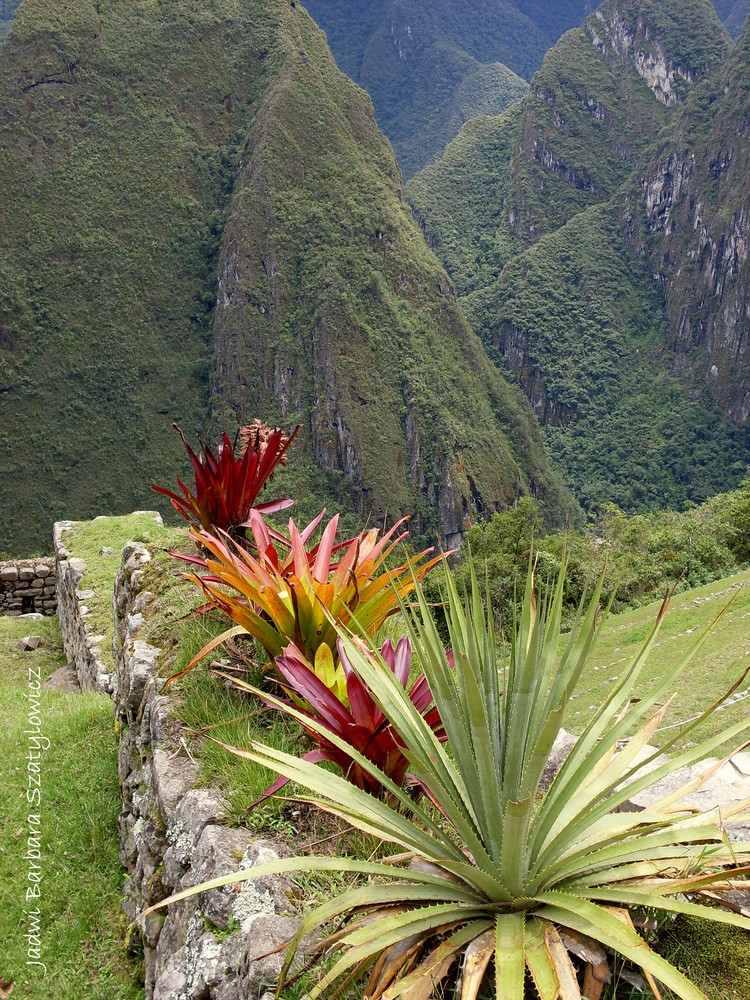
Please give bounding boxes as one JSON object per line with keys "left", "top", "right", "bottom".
{"left": 566, "top": 568, "right": 750, "bottom": 747}
{"left": 0, "top": 614, "right": 142, "bottom": 999}
{"left": 407, "top": 0, "right": 750, "bottom": 515}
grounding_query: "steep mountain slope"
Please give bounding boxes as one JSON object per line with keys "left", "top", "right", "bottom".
{"left": 712, "top": 0, "right": 750, "bottom": 36}
{"left": 0, "top": 0, "right": 573, "bottom": 555}
{"left": 629, "top": 16, "right": 750, "bottom": 422}
{"left": 302, "top": 0, "right": 594, "bottom": 177}
{"left": 408, "top": 0, "right": 750, "bottom": 512}
{"left": 300, "top": 0, "right": 747, "bottom": 177}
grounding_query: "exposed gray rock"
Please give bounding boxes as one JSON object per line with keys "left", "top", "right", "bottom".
{"left": 17, "top": 634, "right": 41, "bottom": 651}
{"left": 621, "top": 750, "right": 750, "bottom": 840}
{"left": 153, "top": 750, "right": 201, "bottom": 822}
{"left": 42, "top": 666, "right": 81, "bottom": 693}
{"left": 540, "top": 728, "right": 577, "bottom": 790}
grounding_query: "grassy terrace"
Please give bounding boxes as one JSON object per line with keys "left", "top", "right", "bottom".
{"left": 568, "top": 568, "right": 750, "bottom": 748}
{"left": 0, "top": 614, "right": 142, "bottom": 1000}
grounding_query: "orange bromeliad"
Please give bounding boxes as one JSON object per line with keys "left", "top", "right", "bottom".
{"left": 167, "top": 509, "right": 445, "bottom": 690}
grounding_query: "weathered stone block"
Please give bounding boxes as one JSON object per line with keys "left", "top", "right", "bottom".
{"left": 152, "top": 750, "right": 201, "bottom": 822}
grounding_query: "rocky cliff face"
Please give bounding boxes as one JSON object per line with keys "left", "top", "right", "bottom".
{"left": 627, "top": 20, "right": 750, "bottom": 421}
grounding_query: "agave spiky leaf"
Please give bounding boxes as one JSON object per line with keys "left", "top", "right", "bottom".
{"left": 166, "top": 511, "right": 445, "bottom": 688}
{"left": 144, "top": 559, "right": 750, "bottom": 999}
{"left": 152, "top": 422, "right": 297, "bottom": 536}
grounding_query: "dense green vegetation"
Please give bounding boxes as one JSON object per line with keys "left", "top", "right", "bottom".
{"left": 153, "top": 529, "right": 750, "bottom": 999}
{"left": 0, "top": 0, "right": 573, "bottom": 558}
{"left": 300, "top": 0, "right": 745, "bottom": 177}
{"left": 302, "top": 0, "right": 592, "bottom": 176}
{"left": 711, "top": 0, "right": 750, "bottom": 35}
{"left": 0, "top": 615, "right": 142, "bottom": 998}
{"left": 408, "top": 0, "right": 750, "bottom": 516}
{"left": 451, "top": 478, "right": 750, "bottom": 632}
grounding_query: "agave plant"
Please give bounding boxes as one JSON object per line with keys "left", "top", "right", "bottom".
{"left": 167, "top": 509, "right": 445, "bottom": 688}
{"left": 152, "top": 422, "right": 297, "bottom": 536}
{"left": 213, "top": 636, "right": 447, "bottom": 806}
{"left": 147, "top": 559, "right": 750, "bottom": 999}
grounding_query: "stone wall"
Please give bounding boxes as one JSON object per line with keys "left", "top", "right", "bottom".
{"left": 0, "top": 557, "right": 56, "bottom": 615}
{"left": 53, "top": 521, "right": 111, "bottom": 693}
{"left": 112, "top": 541, "right": 300, "bottom": 1000}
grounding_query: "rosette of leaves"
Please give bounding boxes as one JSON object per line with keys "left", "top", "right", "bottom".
{"left": 152, "top": 422, "right": 297, "bottom": 536}
{"left": 148, "top": 560, "right": 750, "bottom": 999}
{"left": 212, "top": 635, "right": 447, "bottom": 805}
{"left": 168, "top": 509, "right": 444, "bottom": 688}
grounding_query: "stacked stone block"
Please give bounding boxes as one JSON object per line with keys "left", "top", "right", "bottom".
{"left": 0, "top": 558, "right": 56, "bottom": 615}
{"left": 112, "top": 541, "right": 301, "bottom": 1000}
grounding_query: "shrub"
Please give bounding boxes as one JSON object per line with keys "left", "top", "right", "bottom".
{"left": 211, "top": 636, "right": 446, "bottom": 805}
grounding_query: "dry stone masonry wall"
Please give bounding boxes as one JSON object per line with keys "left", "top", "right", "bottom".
{"left": 53, "top": 520, "right": 111, "bottom": 692}
{"left": 0, "top": 557, "right": 56, "bottom": 615}
{"left": 112, "top": 540, "right": 301, "bottom": 1000}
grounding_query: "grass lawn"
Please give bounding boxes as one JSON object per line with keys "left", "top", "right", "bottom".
{"left": 0, "top": 614, "right": 142, "bottom": 1000}
{"left": 566, "top": 568, "right": 750, "bottom": 748}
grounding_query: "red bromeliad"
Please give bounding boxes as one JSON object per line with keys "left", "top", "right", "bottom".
{"left": 212, "top": 636, "right": 447, "bottom": 804}
{"left": 152, "top": 422, "right": 297, "bottom": 536}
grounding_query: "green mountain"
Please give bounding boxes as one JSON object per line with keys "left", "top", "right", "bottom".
{"left": 301, "top": 0, "right": 595, "bottom": 177}
{"left": 299, "top": 1, "right": 747, "bottom": 178}
{"left": 0, "top": 0, "right": 573, "bottom": 556}
{"left": 712, "top": 0, "right": 750, "bottom": 36}
{"left": 408, "top": 0, "right": 750, "bottom": 513}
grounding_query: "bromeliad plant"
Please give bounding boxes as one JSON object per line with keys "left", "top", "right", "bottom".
{"left": 212, "top": 636, "right": 447, "bottom": 806}
{"left": 147, "top": 556, "right": 750, "bottom": 1000}
{"left": 167, "top": 509, "right": 444, "bottom": 689}
{"left": 152, "top": 422, "right": 297, "bottom": 537}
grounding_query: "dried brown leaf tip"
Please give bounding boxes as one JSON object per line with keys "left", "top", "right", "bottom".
{"left": 238, "top": 420, "right": 290, "bottom": 466}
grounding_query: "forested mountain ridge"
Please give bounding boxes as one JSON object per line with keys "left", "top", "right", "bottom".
{"left": 626, "top": 16, "right": 750, "bottom": 422}
{"left": 299, "top": 0, "right": 746, "bottom": 178}
{"left": 301, "top": 0, "right": 597, "bottom": 177}
{"left": 0, "top": 0, "right": 573, "bottom": 555}
{"left": 408, "top": 0, "right": 750, "bottom": 513}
